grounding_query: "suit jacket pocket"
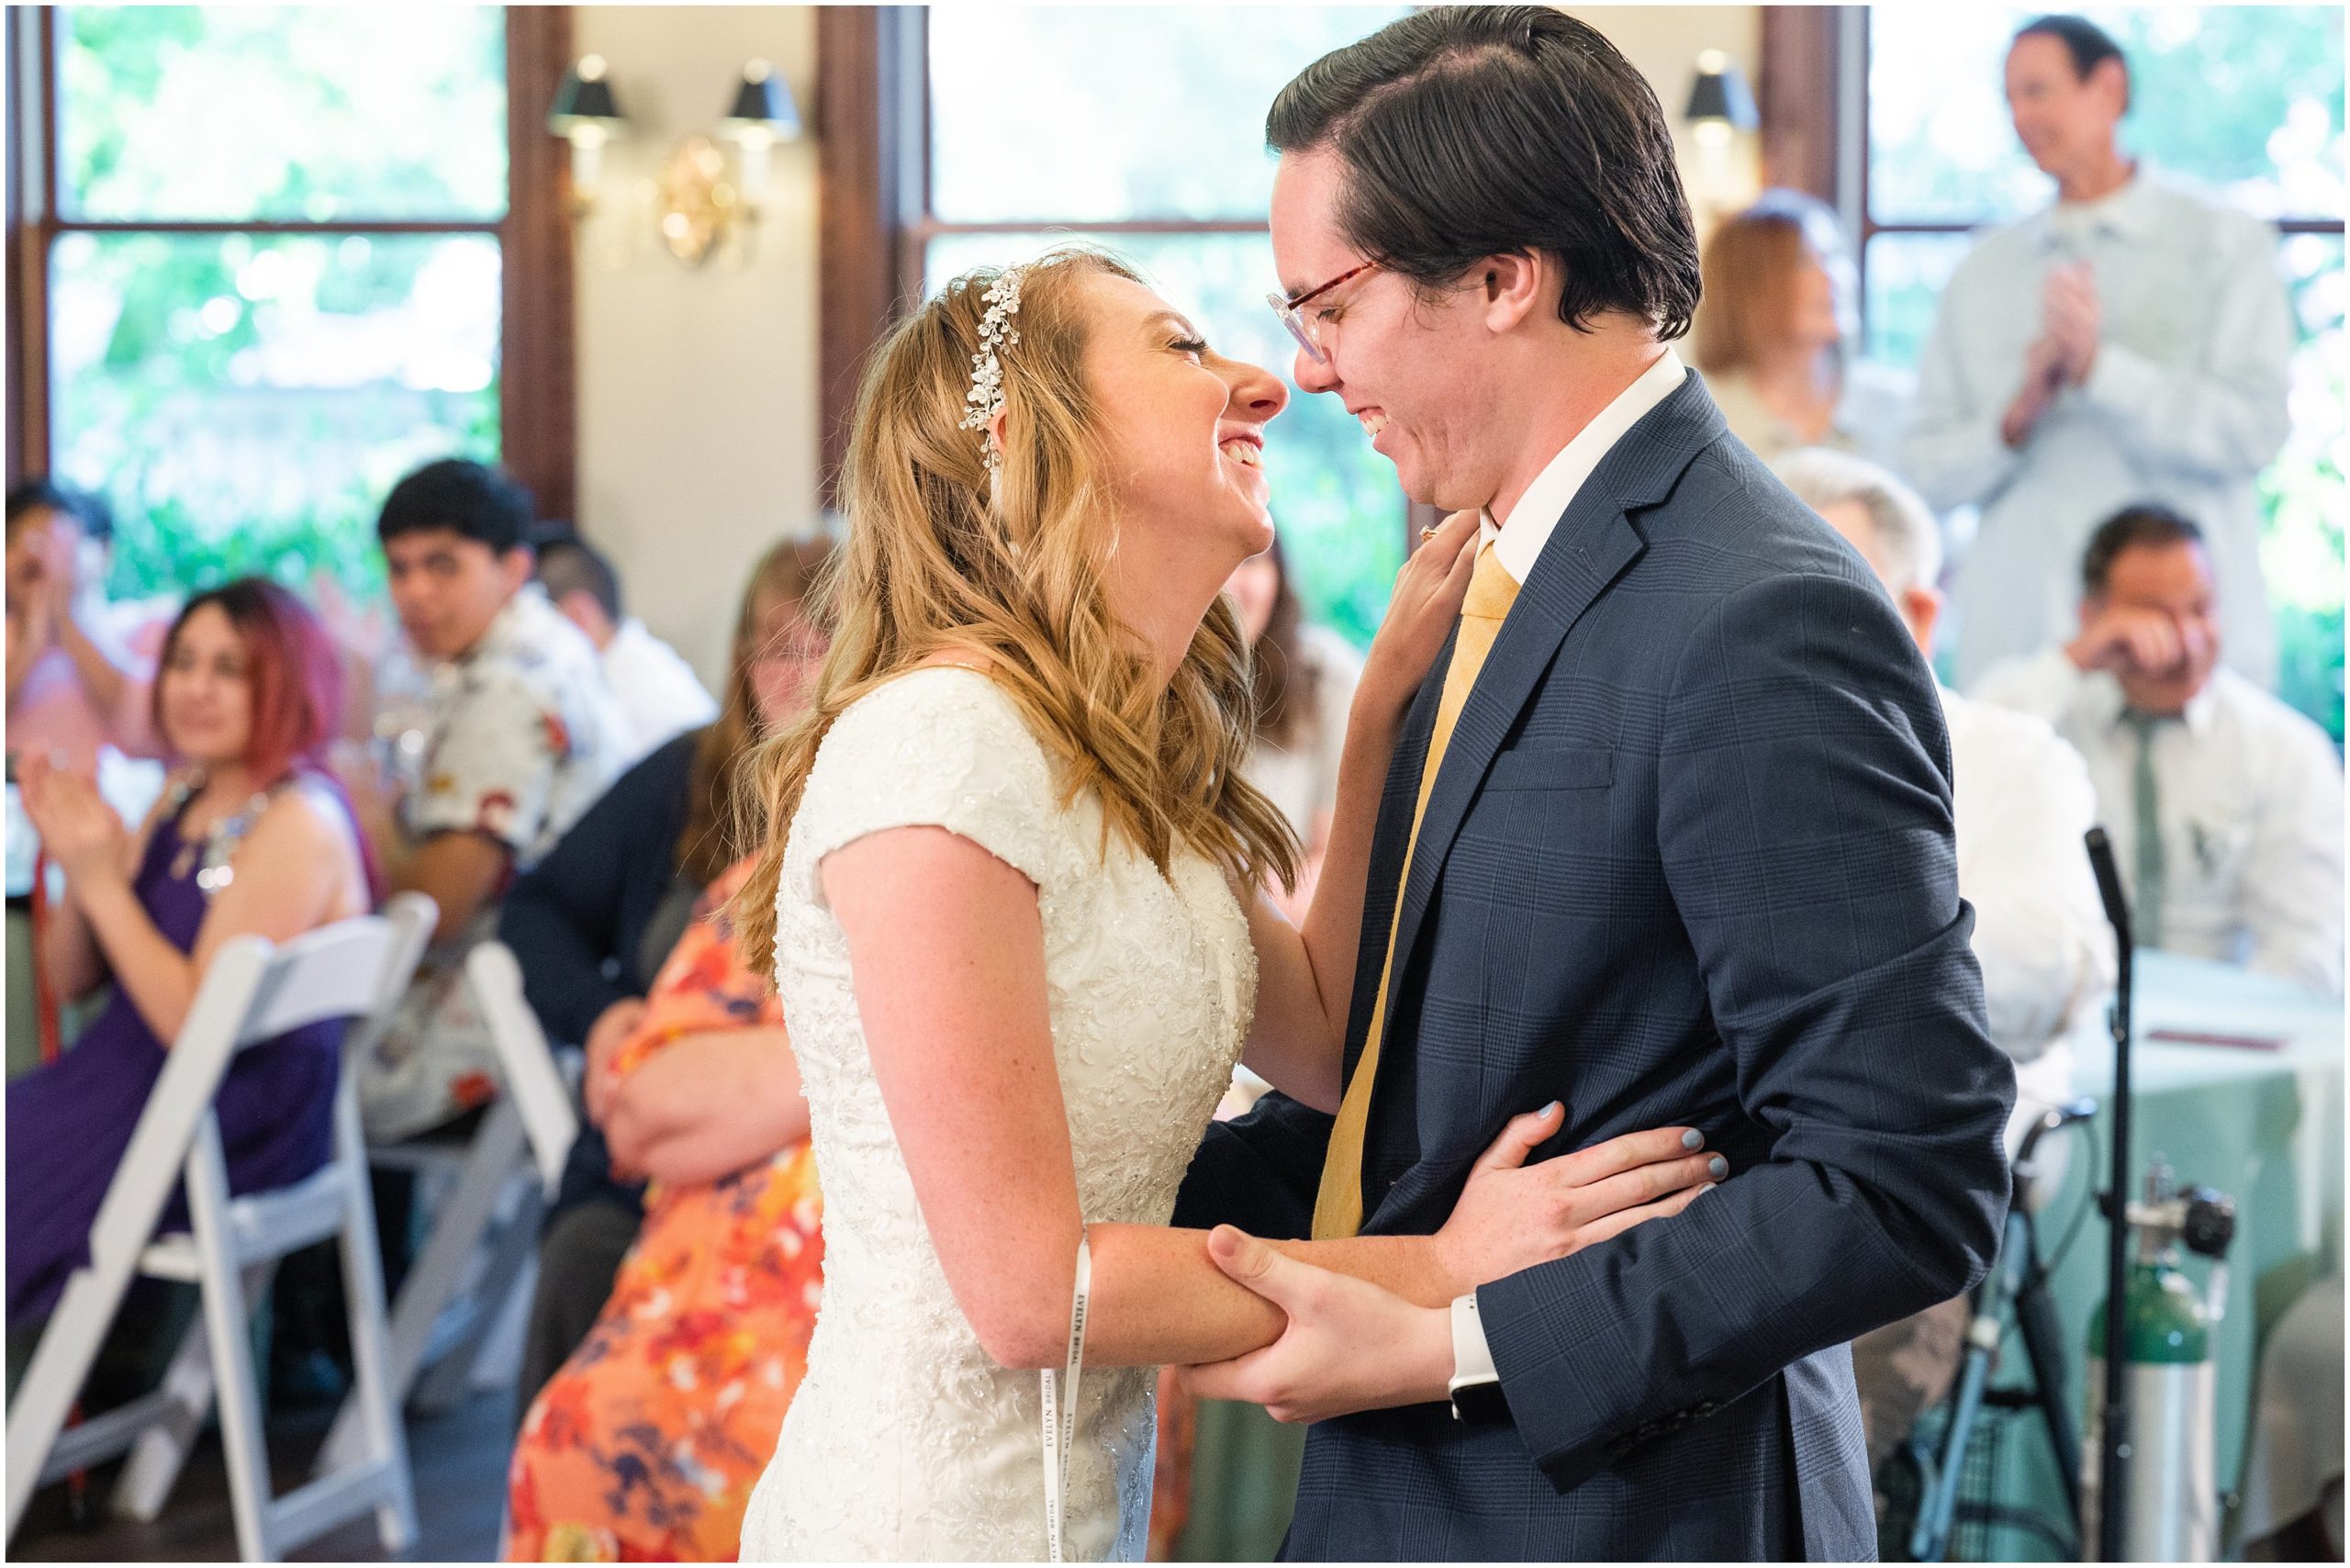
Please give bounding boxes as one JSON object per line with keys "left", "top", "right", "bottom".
{"left": 1482, "top": 745, "right": 1616, "bottom": 793}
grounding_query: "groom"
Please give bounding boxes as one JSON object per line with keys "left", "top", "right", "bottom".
{"left": 1175, "top": 8, "right": 2015, "bottom": 1559}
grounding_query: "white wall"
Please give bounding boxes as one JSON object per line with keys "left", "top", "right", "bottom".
{"left": 573, "top": 6, "right": 821, "bottom": 689}
{"left": 574, "top": 6, "right": 1760, "bottom": 685}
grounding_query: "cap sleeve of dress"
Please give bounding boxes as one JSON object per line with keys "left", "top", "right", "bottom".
{"left": 787, "top": 667, "right": 1071, "bottom": 908}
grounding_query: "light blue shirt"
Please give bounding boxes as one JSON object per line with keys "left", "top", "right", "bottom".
{"left": 1901, "top": 169, "right": 2294, "bottom": 689}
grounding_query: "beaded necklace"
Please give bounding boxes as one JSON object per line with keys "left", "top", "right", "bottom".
{"left": 163, "top": 773, "right": 292, "bottom": 896}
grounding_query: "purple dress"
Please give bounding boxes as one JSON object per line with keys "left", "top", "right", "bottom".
{"left": 6, "top": 794, "right": 341, "bottom": 1325}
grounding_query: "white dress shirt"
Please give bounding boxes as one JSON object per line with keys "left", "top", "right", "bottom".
{"left": 1477, "top": 350, "right": 1688, "bottom": 578}
{"left": 600, "top": 618, "right": 721, "bottom": 763}
{"left": 1974, "top": 647, "right": 2344, "bottom": 997}
{"left": 1901, "top": 168, "right": 2294, "bottom": 690}
{"left": 1453, "top": 349, "right": 1686, "bottom": 1392}
{"left": 1943, "top": 687, "right": 2115, "bottom": 1154}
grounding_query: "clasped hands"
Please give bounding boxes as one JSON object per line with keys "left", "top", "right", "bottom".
{"left": 2002, "top": 260, "right": 2103, "bottom": 447}
{"left": 1177, "top": 1108, "right": 1722, "bottom": 1425}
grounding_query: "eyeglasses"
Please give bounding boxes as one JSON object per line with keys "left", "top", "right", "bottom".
{"left": 1267, "top": 260, "right": 1379, "bottom": 364}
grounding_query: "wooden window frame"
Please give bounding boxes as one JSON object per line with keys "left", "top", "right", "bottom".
{"left": 814, "top": 5, "right": 921, "bottom": 507}
{"left": 6, "top": 6, "right": 576, "bottom": 518}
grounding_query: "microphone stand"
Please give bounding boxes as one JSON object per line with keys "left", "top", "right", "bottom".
{"left": 2083, "top": 827, "right": 2133, "bottom": 1562}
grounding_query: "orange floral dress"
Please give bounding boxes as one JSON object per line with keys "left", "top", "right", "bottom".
{"left": 503, "top": 862, "right": 822, "bottom": 1562}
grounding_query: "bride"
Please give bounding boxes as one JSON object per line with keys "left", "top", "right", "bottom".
{"left": 732, "top": 251, "right": 1719, "bottom": 1561}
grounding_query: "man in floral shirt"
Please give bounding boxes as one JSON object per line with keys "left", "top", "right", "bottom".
{"left": 353, "top": 459, "right": 629, "bottom": 1142}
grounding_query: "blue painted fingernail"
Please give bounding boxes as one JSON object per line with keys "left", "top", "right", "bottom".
{"left": 1544, "top": 1102, "right": 1562, "bottom": 1116}
{"left": 1707, "top": 1155, "right": 1729, "bottom": 1179}
{"left": 1681, "top": 1129, "right": 1704, "bottom": 1150}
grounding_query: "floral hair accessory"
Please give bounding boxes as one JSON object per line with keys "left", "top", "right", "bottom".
{"left": 957, "top": 266, "right": 1025, "bottom": 476}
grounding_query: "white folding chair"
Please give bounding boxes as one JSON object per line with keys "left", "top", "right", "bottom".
{"left": 322, "top": 939, "right": 578, "bottom": 1467}
{"left": 6, "top": 891, "right": 438, "bottom": 1562}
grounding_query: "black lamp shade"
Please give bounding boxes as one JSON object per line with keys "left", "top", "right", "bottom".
{"left": 1684, "top": 64, "right": 1758, "bottom": 130}
{"left": 722, "top": 62, "right": 800, "bottom": 140}
{"left": 550, "top": 59, "right": 625, "bottom": 136}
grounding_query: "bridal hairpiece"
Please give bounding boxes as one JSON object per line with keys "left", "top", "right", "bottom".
{"left": 958, "top": 266, "right": 1025, "bottom": 476}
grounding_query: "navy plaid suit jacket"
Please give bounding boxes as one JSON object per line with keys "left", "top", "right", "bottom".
{"left": 1175, "top": 373, "right": 2015, "bottom": 1561}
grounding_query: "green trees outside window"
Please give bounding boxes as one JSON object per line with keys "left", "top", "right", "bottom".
{"left": 46, "top": 6, "right": 508, "bottom": 606}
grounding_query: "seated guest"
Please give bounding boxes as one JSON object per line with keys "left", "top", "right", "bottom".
{"left": 347, "top": 458, "right": 630, "bottom": 1142}
{"left": 502, "top": 857, "right": 819, "bottom": 1563}
{"left": 6, "top": 480, "right": 166, "bottom": 771}
{"left": 1222, "top": 538, "right": 1360, "bottom": 919}
{"left": 1975, "top": 504, "right": 2344, "bottom": 997}
{"left": 1776, "top": 448, "right": 2115, "bottom": 1512}
{"left": 1693, "top": 192, "right": 1907, "bottom": 466}
{"left": 532, "top": 527, "right": 718, "bottom": 761}
{"left": 8, "top": 580, "right": 377, "bottom": 1326}
{"left": 1782, "top": 450, "right": 2118, "bottom": 1134}
{"left": 502, "top": 537, "right": 831, "bottom": 1414}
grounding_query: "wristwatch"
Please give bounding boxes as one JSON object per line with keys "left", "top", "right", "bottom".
{"left": 1447, "top": 1294, "right": 1510, "bottom": 1424}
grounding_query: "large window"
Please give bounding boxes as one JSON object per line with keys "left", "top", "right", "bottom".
{"left": 8, "top": 6, "right": 571, "bottom": 603}
{"left": 890, "top": 6, "right": 1413, "bottom": 647}
{"left": 1860, "top": 6, "right": 2345, "bottom": 736}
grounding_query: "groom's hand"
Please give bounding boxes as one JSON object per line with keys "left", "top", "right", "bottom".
{"left": 1179, "top": 1226, "right": 1453, "bottom": 1424}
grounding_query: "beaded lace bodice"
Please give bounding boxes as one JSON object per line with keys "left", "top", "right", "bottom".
{"left": 739, "top": 668, "right": 1256, "bottom": 1562}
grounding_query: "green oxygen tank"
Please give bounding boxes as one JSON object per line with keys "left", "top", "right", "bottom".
{"left": 2081, "top": 1162, "right": 2228, "bottom": 1562}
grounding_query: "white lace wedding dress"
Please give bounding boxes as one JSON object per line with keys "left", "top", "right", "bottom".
{"left": 738, "top": 668, "right": 1257, "bottom": 1562}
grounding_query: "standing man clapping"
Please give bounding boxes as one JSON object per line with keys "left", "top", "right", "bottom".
{"left": 1903, "top": 14, "right": 2293, "bottom": 690}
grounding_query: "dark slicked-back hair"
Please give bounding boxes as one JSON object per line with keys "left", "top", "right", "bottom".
{"left": 2015, "top": 15, "right": 2131, "bottom": 110}
{"left": 2081, "top": 503, "right": 2205, "bottom": 597}
{"left": 1266, "top": 6, "right": 1701, "bottom": 340}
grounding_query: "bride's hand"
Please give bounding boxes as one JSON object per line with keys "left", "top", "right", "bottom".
{"left": 1430, "top": 1106, "right": 1724, "bottom": 1296}
{"left": 1356, "top": 509, "right": 1481, "bottom": 720}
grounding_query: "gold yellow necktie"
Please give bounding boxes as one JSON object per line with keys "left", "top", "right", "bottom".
{"left": 1312, "top": 542, "right": 1522, "bottom": 1239}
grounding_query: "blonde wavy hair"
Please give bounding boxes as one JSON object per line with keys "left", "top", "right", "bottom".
{"left": 732, "top": 248, "right": 1299, "bottom": 977}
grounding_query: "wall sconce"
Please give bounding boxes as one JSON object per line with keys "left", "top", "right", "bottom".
{"left": 719, "top": 59, "right": 800, "bottom": 221}
{"left": 656, "top": 59, "right": 801, "bottom": 268}
{"left": 549, "top": 54, "right": 627, "bottom": 221}
{"left": 1684, "top": 50, "right": 1759, "bottom": 150}
{"left": 550, "top": 55, "right": 800, "bottom": 271}
{"left": 1683, "top": 49, "right": 1760, "bottom": 223}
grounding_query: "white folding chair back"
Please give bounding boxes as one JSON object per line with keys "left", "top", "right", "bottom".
{"left": 6, "top": 893, "right": 438, "bottom": 1561}
{"left": 467, "top": 940, "right": 580, "bottom": 1194}
{"left": 324, "top": 937, "right": 579, "bottom": 1462}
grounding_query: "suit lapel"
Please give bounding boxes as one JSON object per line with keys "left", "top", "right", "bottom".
{"left": 1382, "top": 501, "right": 1645, "bottom": 1002}
{"left": 1375, "top": 374, "right": 1729, "bottom": 1060}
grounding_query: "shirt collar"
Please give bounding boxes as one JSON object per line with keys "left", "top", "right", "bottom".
{"left": 2085, "top": 664, "right": 2219, "bottom": 738}
{"left": 2177, "top": 678, "right": 2218, "bottom": 735}
{"left": 452, "top": 583, "right": 549, "bottom": 670}
{"left": 1478, "top": 349, "right": 1686, "bottom": 585}
{"left": 2042, "top": 163, "right": 2158, "bottom": 249}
